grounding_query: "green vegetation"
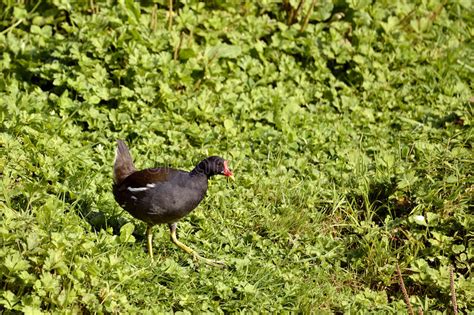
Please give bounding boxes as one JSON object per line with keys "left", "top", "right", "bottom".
{"left": 1, "top": 0, "right": 472, "bottom": 313}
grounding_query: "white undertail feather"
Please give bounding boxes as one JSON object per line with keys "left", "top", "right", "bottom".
{"left": 113, "top": 140, "right": 137, "bottom": 184}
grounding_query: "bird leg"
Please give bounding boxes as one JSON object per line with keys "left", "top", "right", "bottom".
{"left": 168, "top": 223, "right": 224, "bottom": 267}
{"left": 146, "top": 224, "right": 154, "bottom": 261}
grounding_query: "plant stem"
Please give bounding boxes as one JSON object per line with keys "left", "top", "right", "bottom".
{"left": 396, "top": 263, "right": 414, "bottom": 315}
{"left": 168, "top": 0, "right": 173, "bottom": 31}
{"left": 450, "top": 266, "right": 458, "bottom": 315}
{"left": 300, "top": 0, "right": 317, "bottom": 33}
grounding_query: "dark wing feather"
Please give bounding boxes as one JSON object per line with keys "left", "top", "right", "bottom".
{"left": 116, "top": 168, "right": 172, "bottom": 191}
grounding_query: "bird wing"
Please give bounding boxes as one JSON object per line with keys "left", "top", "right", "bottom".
{"left": 116, "top": 167, "right": 173, "bottom": 191}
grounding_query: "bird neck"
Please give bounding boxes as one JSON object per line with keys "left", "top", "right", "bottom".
{"left": 189, "top": 167, "right": 210, "bottom": 178}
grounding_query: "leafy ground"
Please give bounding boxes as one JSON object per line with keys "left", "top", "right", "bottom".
{"left": 1, "top": 0, "right": 473, "bottom": 313}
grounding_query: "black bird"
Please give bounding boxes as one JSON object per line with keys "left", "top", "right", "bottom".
{"left": 113, "top": 140, "right": 233, "bottom": 266}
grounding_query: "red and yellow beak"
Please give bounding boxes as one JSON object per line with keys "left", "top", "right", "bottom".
{"left": 223, "top": 160, "right": 234, "bottom": 179}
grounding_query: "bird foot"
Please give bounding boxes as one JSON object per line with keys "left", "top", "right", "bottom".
{"left": 192, "top": 252, "right": 225, "bottom": 267}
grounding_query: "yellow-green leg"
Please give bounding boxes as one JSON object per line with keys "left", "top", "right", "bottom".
{"left": 146, "top": 225, "right": 154, "bottom": 261}
{"left": 169, "top": 223, "right": 224, "bottom": 267}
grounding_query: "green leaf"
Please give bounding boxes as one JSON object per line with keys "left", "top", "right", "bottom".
{"left": 179, "top": 48, "right": 197, "bottom": 61}
{"left": 452, "top": 244, "right": 465, "bottom": 254}
{"left": 411, "top": 215, "right": 427, "bottom": 226}
{"left": 122, "top": 0, "right": 141, "bottom": 24}
{"left": 88, "top": 95, "right": 101, "bottom": 105}
{"left": 206, "top": 44, "right": 242, "bottom": 59}
{"left": 4, "top": 252, "right": 30, "bottom": 273}
{"left": 13, "top": 7, "right": 27, "bottom": 20}
{"left": 119, "top": 223, "right": 136, "bottom": 243}
{"left": 0, "top": 290, "right": 19, "bottom": 309}
{"left": 223, "top": 119, "right": 234, "bottom": 130}
{"left": 445, "top": 175, "right": 458, "bottom": 183}
{"left": 397, "top": 171, "right": 418, "bottom": 189}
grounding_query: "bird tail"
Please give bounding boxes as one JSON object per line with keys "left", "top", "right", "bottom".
{"left": 114, "top": 140, "right": 136, "bottom": 184}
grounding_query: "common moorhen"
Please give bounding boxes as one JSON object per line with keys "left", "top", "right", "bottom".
{"left": 113, "top": 140, "right": 233, "bottom": 266}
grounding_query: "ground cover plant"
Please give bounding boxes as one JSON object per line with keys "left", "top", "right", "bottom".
{"left": 0, "top": 0, "right": 472, "bottom": 313}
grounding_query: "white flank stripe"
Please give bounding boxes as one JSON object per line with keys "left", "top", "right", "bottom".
{"left": 127, "top": 187, "right": 148, "bottom": 192}
{"left": 146, "top": 183, "right": 156, "bottom": 188}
